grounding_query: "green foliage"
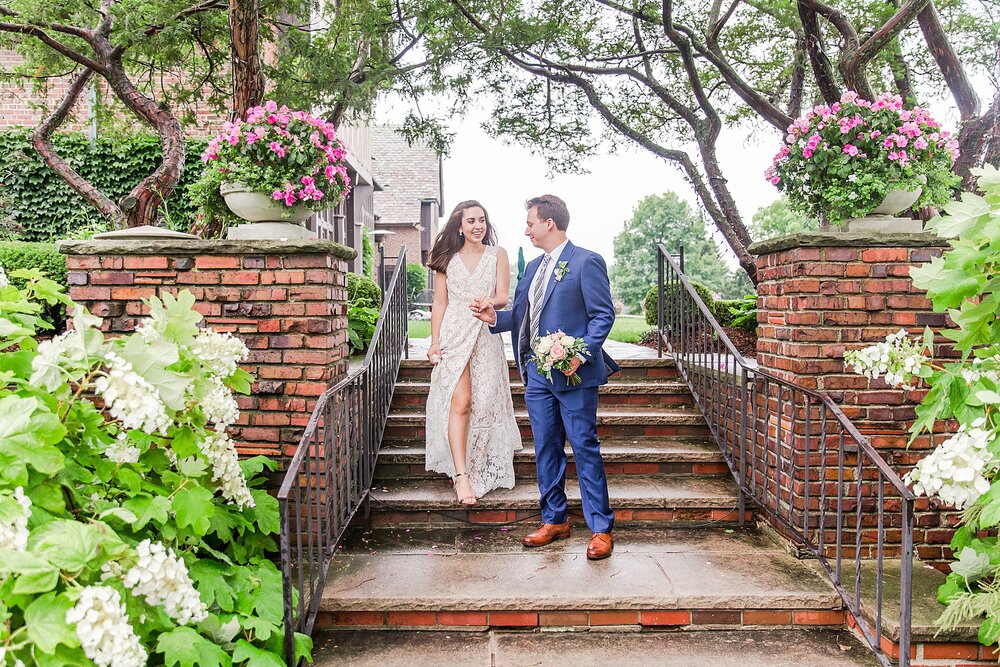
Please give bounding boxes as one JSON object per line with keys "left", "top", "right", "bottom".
{"left": 749, "top": 197, "right": 817, "bottom": 241}
{"left": 721, "top": 295, "right": 758, "bottom": 333}
{"left": 612, "top": 193, "right": 747, "bottom": 311}
{"left": 0, "top": 130, "right": 207, "bottom": 240}
{"left": 0, "top": 242, "right": 68, "bottom": 330}
{"left": 346, "top": 273, "right": 382, "bottom": 352}
{"left": 362, "top": 232, "right": 375, "bottom": 278}
{"left": 644, "top": 281, "right": 714, "bottom": 327}
{"left": 347, "top": 273, "right": 382, "bottom": 310}
{"left": 0, "top": 278, "right": 307, "bottom": 666}
{"left": 406, "top": 263, "right": 428, "bottom": 302}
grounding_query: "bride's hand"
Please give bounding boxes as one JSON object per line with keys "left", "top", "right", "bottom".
{"left": 427, "top": 342, "right": 442, "bottom": 365}
{"left": 470, "top": 297, "right": 496, "bottom": 324}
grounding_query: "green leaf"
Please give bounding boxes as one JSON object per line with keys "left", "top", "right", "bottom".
{"left": 155, "top": 626, "right": 231, "bottom": 667}
{"left": 980, "top": 617, "right": 1000, "bottom": 646}
{"left": 124, "top": 493, "right": 172, "bottom": 529}
{"left": 172, "top": 485, "right": 216, "bottom": 535}
{"left": 952, "top": 547, "right": 992, "bottom": 584}
{"left": 0, "top": 395, "right": 66, "bottom": 480}
{"left": 190, "top": 560, "right": 237, "bottom": 611}
{"left": 117, "top": 336, "right": 189, "bottom": 410}
{"left": 246, "top": 489, "right": 280, "bottom": 535}
{"left": 0, "top": 549, "right": 60, "bottom": 577}
{"left": 240, "top": 615, "right": 280, "bottom": 641}
{"left": 228, "top": 368, "right": 253, "bottom": 394}
{"left": 25, "top": 592, "right": 79, "bottom": 653}
{"left": 929, "top": 192, "right": 991, "bottom": 238}
{"left": 149, "top": 291, "right": 203, "bottom": 345}
{"left": 233, "top": 639, "right": 285, "bottom": 667}
{"left": 30, "top": 520, "right": 103, "bottom": 572}
{"left": 198, "top": 614, "right": 241, "bottom": 644}
{"left": 294, "top": 632, "right": 314, "bottom": 665}
{"left": 13, "top": 566, "right": 59, "bottom": 594}
{"left": 938, "top": 573, "right": 963, "bottom": 604}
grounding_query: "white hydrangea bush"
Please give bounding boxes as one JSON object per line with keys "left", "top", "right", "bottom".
{"left": 0, "top": 273, "right": 305, "bottom": 666}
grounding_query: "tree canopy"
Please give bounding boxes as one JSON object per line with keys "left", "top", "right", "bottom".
{"left": 611, "top": 192, "right": 748, "bottom": 312}
{"left": 749, "top": 197, "right": 817, "bottom": 241}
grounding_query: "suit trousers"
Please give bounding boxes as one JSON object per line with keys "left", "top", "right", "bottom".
{"left": 524, "top": 367, "right": 614, "bottom": 533}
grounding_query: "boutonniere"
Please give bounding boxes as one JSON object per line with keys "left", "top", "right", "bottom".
{"left": 553, "top": 261, "right": 570, "bottom": 282}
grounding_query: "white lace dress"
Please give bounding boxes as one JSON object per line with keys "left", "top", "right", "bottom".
{"left": 424, "top": 246, "right": 522, "bottom": 497}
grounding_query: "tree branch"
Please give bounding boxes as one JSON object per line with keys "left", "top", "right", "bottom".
{"left": 0, "top": 22, "right": 105, "bottom": 72}
{"left": 916, "top": 1, "right": 980, "bottom": 120}
{"left": 839, "top": 0, "right": 929, "bottom": 97}
{"left": 787, "top": 35, "right": 806, "bottom": 117}
{"left": 796, "top": 1, "right": 840, "bottom": 103}
{"left": 28, "top": 68, "right": 125, "bottom": 227}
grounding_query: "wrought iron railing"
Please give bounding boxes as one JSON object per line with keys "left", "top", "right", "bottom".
{"left": 278, "top": 249, "right": 408, "bottom": 665}
{"left": 656, "top": 244, "right": 914, "bottom": 667}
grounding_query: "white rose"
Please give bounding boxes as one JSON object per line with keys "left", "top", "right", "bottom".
{"left": 560, "top": 335, "right": 575, "bottom": 348}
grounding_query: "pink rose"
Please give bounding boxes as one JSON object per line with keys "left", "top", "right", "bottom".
{"left": 550, "top": 343, "right": 567, "bottom": 360}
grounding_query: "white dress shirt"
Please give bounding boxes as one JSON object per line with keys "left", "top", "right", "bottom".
{"left": 528, "top": 238, "right": 569, "bottom": 312}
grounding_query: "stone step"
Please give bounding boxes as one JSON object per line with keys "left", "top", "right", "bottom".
{"left": 365, "top": 475, "right": 746, "bottom": 526}
{"left": 390, "top": 380, "right": 694, "bottom": 408}
{"left": 397, "top": 357, "right": 680, "bottom": 382}
{"left": 374, "top": 437, "right": 730, "bottom": 480}
{"left": 383, "top": 406, "right": 710, "bottom": 441}
{"left": 311, "top": 629, "right": 881, "bottom": 667}
{"left": 319, "top": 526, "right": 842, "bottom": 626}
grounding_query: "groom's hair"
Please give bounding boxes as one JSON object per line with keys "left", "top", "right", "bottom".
{"left": 526, "top": 195, "right": 570, "bottom": 231}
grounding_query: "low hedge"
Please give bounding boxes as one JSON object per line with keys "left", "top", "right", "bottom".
{"left": 644, "top": 281, "right": 714, "bottom": 326}
{"left": 712, "top": 299, "right": 741, "bottom": 327}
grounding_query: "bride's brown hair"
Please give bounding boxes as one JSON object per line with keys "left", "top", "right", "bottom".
{"left": 427, "top": 200, "right": 496, "bottom": 274}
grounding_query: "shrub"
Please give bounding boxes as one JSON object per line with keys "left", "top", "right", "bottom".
{"left": 0, "top": 242, "right": 68, "bottom": 329}
{"left": 720, "top": 294, "right": 758, "bottom": 333}
{"left": 406, "top": 263, "right": 428, "bottom": 302}
{"left": 0, "top": 129, "right": 207, "bottom": 239}
{"left": 712, "top": 299, "right": 740, "bottom": 327}
{"left": 0, "top": 277, "right": 311, "bottom": 665}
{"left": 644, "top": 281, "right": 714, "bottom": 326}
{"left": 347, "top": 272, "right": 382, "bottom": 310}
{"left": 362, "top": 231, "right": 375, "bottom": 278}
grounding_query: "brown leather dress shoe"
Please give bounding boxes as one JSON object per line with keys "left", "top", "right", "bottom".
{"left": 586, "top": 532, "right": 614, "bottom": 560}
{"left": 522, "top": 521, "right": 571, "bottom": 547}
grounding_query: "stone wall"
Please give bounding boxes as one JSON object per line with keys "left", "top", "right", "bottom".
{"left": 60, "top": 239, "right": 355, "bottom": 460}
{"left": 751, "top": 232, "right": 956, "bottom": 564}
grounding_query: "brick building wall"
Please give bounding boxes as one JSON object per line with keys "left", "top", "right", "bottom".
{"left": 60, "top": 238, "right": 355, "bottom": 460}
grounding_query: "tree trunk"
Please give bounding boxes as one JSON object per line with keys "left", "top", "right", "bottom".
{"left": 28, "top": 68, "right": 127, "bottom": 228}
{"left": 104, "top": 54, "right": 185, "bottom": 227}
{"left": 230, "top": 0, "right": 264, "bottom": 119}
{"left": 797, "top": 2, "right": 841, "bottom": 104}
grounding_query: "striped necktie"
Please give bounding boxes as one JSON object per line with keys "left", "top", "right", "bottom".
{"left": 528, "top": 254, "right": 552, "bottom": 348}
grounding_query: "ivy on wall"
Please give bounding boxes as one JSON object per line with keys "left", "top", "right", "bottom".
{"left": 0, "top": 130, "right": 208, "bottom": 240}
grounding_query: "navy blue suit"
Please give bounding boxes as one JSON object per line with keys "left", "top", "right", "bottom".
{"left": 492, "top": 241, "right": 620, "bottom": 533}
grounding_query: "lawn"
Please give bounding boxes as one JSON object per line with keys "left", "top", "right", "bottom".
{"left": 406, "top": 316, "right": 651, "bottom": 343}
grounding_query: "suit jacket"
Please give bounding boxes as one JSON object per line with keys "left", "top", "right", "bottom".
{"left": 492, "top": 241, "right": 621, "bottom": 390}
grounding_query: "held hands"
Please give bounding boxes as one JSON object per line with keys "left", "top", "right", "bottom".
{"left": 469, "top": 297, "right": 496, "bottom": 325}
{"left": 427, "top": 342, "right": 442, "bottom": 365}
{"left": 563, "top": 356, "right": 583, "bottom": 377}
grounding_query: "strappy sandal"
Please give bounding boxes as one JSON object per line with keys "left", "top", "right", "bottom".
{"left": 453, "top": 472, "right": 478, "bottom": 505}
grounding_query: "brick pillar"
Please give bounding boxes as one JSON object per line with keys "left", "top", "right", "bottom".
{"left": 60, "top": 239, "right": 355, "bottom": 459}
{"left": 750, "top": 232, "right": 954, "bottom": 563}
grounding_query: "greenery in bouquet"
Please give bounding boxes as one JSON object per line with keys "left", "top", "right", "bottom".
{"left": 842, "top": 165, "right": 999, "bottom": 646}
{"left": 191, "top": 100, "right": 352, "bottom": 231}
{"left": 530, "top": 331, "right": 590, "bottom": 385}
{"left": 0, "top": 273, "right": 311, "bottom": 666}
{"left": 766, "top": 92, "right": 960, "bottom": 226}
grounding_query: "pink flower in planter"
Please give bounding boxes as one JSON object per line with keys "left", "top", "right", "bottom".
{"left": 843, "top": 144, "right": 860, "bottom": 157}
{"left": 268, "top": 141, "right": 286, "bottom": 158}
{"left": 264, "top": 100, "right": 278, "bottom": 112}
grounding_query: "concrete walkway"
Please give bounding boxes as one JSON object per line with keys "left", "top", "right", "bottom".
{"left": 407, "top": 333, "right": 658, "bottom": 361}
{"left": 312, "top": 628, "right": 880, "bottom": 666}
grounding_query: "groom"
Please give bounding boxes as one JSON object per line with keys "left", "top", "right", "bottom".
{"left": 471, "top": 195, "right": 620, "bottom": 560}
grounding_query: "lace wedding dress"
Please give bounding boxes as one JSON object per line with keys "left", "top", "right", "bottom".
{"left": 425, "top": 245, "right": 522, "bottom": 497}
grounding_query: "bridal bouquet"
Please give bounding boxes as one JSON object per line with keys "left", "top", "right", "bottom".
{"left": 530, "top": 331, "right": 590, "bottom": 385}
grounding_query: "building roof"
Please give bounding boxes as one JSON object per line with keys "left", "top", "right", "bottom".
{"left": 371, "top": 125, "right": 443, "bottom": 227}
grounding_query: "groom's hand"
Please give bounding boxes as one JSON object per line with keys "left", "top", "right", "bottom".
{"left": 470, "top": 298, "right": 497, "bottom": 325}
{"left": 563, "top": 356, "right": 582, "bottom": 377}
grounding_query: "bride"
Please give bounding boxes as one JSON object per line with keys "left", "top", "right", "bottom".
{"left": 425, "top": 200, "right": 522, "bottom": 504}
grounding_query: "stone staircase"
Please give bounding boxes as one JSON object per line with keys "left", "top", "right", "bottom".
{"left": 312, "top": 357, "right": 880, "bottom": 665}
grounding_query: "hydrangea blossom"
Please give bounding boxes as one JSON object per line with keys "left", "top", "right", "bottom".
{"left": 0, "top": 264, "right": 8, "bottom": 288}
{"left": 122, "top": 540, "right": 208, "bottom": 625}
{"left": 94, "top": 352, "right": 172, "bottom": 435}
{"left": 961, "top": 355, "right": 1000, "bottom": 386}
{"left": 0, "top": 487, "right": 32, "bottom": 551}
{"left": 190, "top": 329, "right": 249, "bottom": 378}
{"left": 30, "top": 330, "right": 88, "bottom": 391}
{"left": 65, "top": 586, "right": 147, "bottom": 667}
{"left": 905, "top": 419, "right": 999, "bottom": 510}
{"left": 105, "top": 433, "right": 141, "bottom": 464}
{"left": 135, "top": 318, "right": 162, "bottom": 343}
{"left": 844, "top": 329, "right": 927, "bottom": 387}
{"left": 201, "top": 431, "right": 255, "bottom": 508}
{"left": 202, "top": 375, "right": 240, "bottom": 428}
